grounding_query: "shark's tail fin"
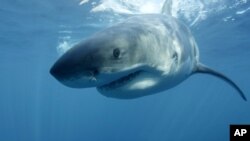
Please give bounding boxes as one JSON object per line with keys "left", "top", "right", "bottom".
{"left": 194, "top": 63, "right": 247, "bottom": 101}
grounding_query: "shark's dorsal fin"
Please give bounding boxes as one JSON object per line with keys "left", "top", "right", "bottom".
{"left": 161, "top": 0, "right": 172, "bottom": 16}
{"left": 195, "top": 63, "right": 247, "bottom": 101}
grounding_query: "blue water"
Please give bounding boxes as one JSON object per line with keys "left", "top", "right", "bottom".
{"left": 1, "top": 0, "right": 250, "bottom": 141}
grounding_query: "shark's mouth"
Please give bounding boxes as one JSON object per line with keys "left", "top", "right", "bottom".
{"left": 97, "top": 71, "right": 142, "bottom": 90}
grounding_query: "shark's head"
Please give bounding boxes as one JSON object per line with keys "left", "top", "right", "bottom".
{"left": 50, "top": 27, "right": 159, "bottom": 98}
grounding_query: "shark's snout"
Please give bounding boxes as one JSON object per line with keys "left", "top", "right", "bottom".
{"left": 50, "top": 63, "right": 59, "bottom": 79}
{"left": 50, "top": 53, "right": 100, "bottom": 88}
{"left": 50, "top": 61, "right": 70, "bottom": 81}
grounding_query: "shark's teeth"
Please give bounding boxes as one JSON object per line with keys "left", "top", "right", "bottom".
{"left": 98, "top": 71, "right": 141, "bottom": 90}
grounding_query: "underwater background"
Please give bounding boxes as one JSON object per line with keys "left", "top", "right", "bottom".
{"left": 0, "top": 0, "right": 250, "bottom": 141}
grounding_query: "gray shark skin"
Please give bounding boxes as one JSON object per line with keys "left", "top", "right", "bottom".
{"left": 50, "top": 14, "right": 246, "bottom": 101}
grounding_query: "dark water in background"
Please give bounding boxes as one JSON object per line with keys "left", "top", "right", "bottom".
{"left": 0, "top": 0, "right": 250, "bottom": 141}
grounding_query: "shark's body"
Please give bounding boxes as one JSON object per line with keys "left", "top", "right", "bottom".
{"left": 50, "top": 14, "right": 246, "bottom": 100}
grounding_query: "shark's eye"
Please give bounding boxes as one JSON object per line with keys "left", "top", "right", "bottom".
{"left": 113, "top": 48, "right": 120, "bottom": 59}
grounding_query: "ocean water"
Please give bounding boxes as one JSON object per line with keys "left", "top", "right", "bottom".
{"left": 0, "top": 0, "right": 250, "bottom": 141}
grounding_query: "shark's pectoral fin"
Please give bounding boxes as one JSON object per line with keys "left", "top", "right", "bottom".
{"left": 194, "top": 63, "right": 247, "bottom": 101}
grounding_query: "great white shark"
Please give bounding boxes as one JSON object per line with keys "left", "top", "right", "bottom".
{"left": 50, "top": 14, "right": 247, "bottom": 101}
